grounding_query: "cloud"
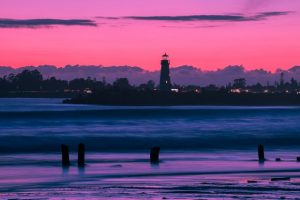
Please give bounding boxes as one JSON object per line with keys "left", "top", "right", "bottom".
{"left": 103, "top": 11, "right": 291, "bottom": 22}
{"left": 0, "top": 18, "right": 97, "bottom": 28}
{"left": 257, "top": 11, "right": 292, "bottom": 18}
{"left": 125, "top": 15, "right": 248, "bottom": 22}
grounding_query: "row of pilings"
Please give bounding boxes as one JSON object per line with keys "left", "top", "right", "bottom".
{"left": 61, "top": 144, "right": 300, "bottom": 167}
{"left": 61, "top": 144, "right": 160, "bottom": 167}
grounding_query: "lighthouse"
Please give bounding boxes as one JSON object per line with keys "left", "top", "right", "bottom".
{"left": 159, "top": 53, "right": 171, "bottom": 91}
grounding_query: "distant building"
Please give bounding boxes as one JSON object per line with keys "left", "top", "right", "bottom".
{"left": 280, "top": 72, "right": 285, "bottom": 87}
{"left": 159, "top": 53, "right": 171, "bottom": 91}
{"left": 233, "top": 78, "right": 246, "bottom": 88}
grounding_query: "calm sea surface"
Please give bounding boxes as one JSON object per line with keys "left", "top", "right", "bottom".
{"left": 1, "top": 98, "right": 300, "bottom": 199}
{"left": 0, "top": 98, "right": 300, "bottom": 152}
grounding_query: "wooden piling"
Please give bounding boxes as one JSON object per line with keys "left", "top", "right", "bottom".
{"left": 150, "top": 146, "right": 160, "bottom": 163}
{"left": 258, "top": 144, "right": 265, "bottom": 162}
{"left": 78, "top": 143, "right": 85, "bottom": 167}
{"left": 271, "top": 177, "right": 290, "bottom": 182}
{"left": 297, "top": 157, "right": 300, "bottom": 162}
{"left": 275, "top": 158, "right": 281, "bottom": 162}
{"left": 61, "top": 144, "right": 70, "bottom": 167}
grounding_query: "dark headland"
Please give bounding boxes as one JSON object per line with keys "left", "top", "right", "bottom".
{"left": 64, "top": 54, "right": 300, "bottom": 106}
{"left": 63, "top": 90, "right": 300, "bottom": 106}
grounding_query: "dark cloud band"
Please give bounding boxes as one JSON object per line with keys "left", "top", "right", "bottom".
{"left": 0, "top": 18, "right": 97, "bottom": 28}
{"left": 122, "top": 11, "right": 291, "bottom": 22}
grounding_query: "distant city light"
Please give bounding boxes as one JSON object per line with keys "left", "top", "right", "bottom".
{"left": 84, "top": 88, "right": 93, "bottom": 94}
{"left": 230, "top": 89, "right": 241, "bottom": 93}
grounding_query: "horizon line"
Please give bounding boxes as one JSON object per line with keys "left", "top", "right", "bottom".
{"left": 1, "top": 64, "right": 300, "bottom": 73}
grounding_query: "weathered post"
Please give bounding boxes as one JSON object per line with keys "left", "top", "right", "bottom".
{"left": 258, "top": 144, "right": 265, "bottom": 162}
{"left": 61, "top": 144, "right": 70, "bottom": 167}
{"left": 150, "top": 146, "right": 160, "bottom": 163}
{"left": 78, "top": 143, "right": 85, "bottom": 167}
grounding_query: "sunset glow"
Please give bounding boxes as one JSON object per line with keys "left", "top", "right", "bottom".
{"left": 0, "top": 0, "right": 299, "bottom": 71}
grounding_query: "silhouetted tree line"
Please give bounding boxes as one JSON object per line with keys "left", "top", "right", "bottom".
{"left": 226, "top": 77, "right": 300, "bottom": 93}
{"left": 0, "top": 69, "right": 156, "bottom": 93}
{"left": 0, "top": 69, "right": 299, "bottom": 94}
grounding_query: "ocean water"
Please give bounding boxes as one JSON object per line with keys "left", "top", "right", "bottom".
{"left": 1, "top": 98, "right": 300, "bottom": 199}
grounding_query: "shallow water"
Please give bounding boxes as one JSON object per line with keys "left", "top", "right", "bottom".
{"left": 2, "top": 151, "right": 300, "bottom": 199}
{"left": 1, "top": 98, "right": 300, "bottom": 199}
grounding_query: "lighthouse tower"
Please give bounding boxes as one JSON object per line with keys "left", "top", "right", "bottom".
{"left": 159, "top": 53, "right": 171, "bottom": 91}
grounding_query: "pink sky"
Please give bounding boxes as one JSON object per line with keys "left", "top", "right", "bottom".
{"left": 0, "top": 0, "right": 299, "bottom": 71}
